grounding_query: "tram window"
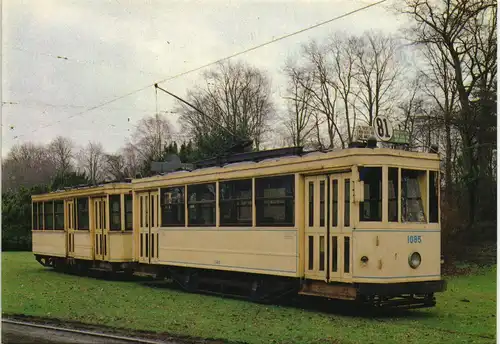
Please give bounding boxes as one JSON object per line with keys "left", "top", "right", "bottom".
{"left": 332, "top": 236, "right": 338, "bottom": 272}
{"left": 401, "top": 169, "right": 426, "bottom": 223}
{"left": 319, "top": 236, "right": 325, "bottom": 271}
{"left": 44, "top": 202, "right": 54, "bottom": 230}
{"left": 109, "top": 195, "right": 121, "bottom": 231}
{"left": 429, "top": 171, "right": 439, "bottom": 223}
{"left": 319, "top": 181, "right": 325, "bottom": 227}
{"left": 359, "top": 167, "right": 382, "bottom": 222}
{"left": 140, "top": 196, "right": 144, "bottom": 227}
{"left": 32, "top": 203, "right": 36, "bottom": 230}
{"left": 151, "top": 195, "right": 156, "bottom": 228}
{"left": 308, "top": 182, "right": 314, "bottom": 227}
{"left": 77, "top": 198, "right": 90, "bottom": 230}
{"left": 94, "top": 201, "right": 98, "bottom": 229}
{"left": 125, "top": 194, "right": 133, "bottom": 230}
{"left": 219, "top": 179, "right": 252, "bottom": 226}
{"left": 388, "top": 168, "right": 399, "bottom": 222}
{"left": 188, "top": 183, "right": 216, "bottom": 226}
{"left": 255, "top": 175, "right": 295, "bottom": 226}
{"left": 308, "top": 236, "right": 314, "bottom": 270}
{"left": 161, "top": 186, "right": 185, "bottom": 226}
{"left": 32, "top": 203, "right": 39, "bottom": 230}
{"left": 54, "top": 201, "right": 64, "bottom": 229}
{"left": 38, "top": 202, "right": 44, "bottom": 230}
{"left": 73, "top": 201, "right": 77, "bottom": 229}
{"left": 140, "top": 234, "right": 143, "bottom": 257}
{"left": 332, "top": 180, "right": 338, "bottom": 227}
{"left": 102, "top": 200, "right": 106, "bottom": 229}
{"left": 344, "top": 237, "right": 350, "bottom": 273}
{"left": 344, "top": 179, "right": 350, "bottom": 227}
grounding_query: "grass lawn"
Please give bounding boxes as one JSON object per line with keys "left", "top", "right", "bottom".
{"left": 2, "top": 252, "right": 496, "bottom": 344}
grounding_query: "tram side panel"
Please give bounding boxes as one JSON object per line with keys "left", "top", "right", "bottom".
{"left": 32, "top": 231, "right": 67, "bottom": 258}
{"left": 72, "top": 232, "right": 93, "bottom": 259}
{"left": 109, "top": 232, "right": 134, "bottom": 261}
{"left": 155, "top": 229, "right": 299, "bottom": 277}
{"left": 352, "top": 230, "right": 441, "bottom": 283}
{"left": 32, "top": 201, "right": 66, "bottom": 258}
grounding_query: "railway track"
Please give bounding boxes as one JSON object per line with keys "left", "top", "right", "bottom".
{"left": 2, "top": 319, "right": 174, "bottom": 344}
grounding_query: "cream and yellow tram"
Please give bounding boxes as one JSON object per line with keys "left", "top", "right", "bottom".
{"left": 32, "top": 182, "right": 135, "bottom": 272}
{"left": 131, "top": 146, "right": 446, "bottom": 308}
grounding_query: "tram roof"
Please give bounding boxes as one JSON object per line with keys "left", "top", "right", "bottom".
{"left": 32, "top": 180, "right": 132, "bottom": 201}
{"left": 132, "top": 147, "right": 440, "bottom": 187}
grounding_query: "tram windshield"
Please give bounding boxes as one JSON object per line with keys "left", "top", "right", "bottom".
{"left": 401, "top": 169, "right": 426, "bottom": 223}
{"left": 357, "top": 166, "right": 437, "bottom": 224}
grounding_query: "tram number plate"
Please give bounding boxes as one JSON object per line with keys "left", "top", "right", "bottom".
{"left": 408, "top": 235, "right": 422, "bottom": 244}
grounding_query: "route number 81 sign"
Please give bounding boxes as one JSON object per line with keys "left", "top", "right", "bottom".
{"left": 373, "top": 115, "right": 393, "bottom": 142}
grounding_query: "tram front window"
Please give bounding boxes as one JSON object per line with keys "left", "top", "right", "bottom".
{"left": 359, "top": 167, "right": 382, "bottom": 222}
{"left": 401, "top": 169, "right": 426, "bottom": 223}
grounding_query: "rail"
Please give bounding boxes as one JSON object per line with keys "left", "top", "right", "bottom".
{"left": 2, "top": 318, "right": 166, "bottom": 344}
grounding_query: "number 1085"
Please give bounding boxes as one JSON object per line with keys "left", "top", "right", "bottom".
{"left": 408, "top": 235, "right": 422, "bottom": 243}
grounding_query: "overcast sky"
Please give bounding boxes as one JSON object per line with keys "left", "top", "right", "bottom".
{"left": 2, "top": 0, "right": 406, "bottom": 157}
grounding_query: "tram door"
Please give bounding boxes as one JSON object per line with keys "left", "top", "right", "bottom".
{"left": 66, "top": 200, "right": 75, "bottom": 257}
{"left": 93, "top": 197, "right": 109, "bottom": 261}
{"left": 304, "top": 173, "right": 352, "bottom": 282}
{"left": 329, "top": 173, "right": 352, "bottom": 282}
{"left": 138, "top": 191, "right": 159, "bottom": 264}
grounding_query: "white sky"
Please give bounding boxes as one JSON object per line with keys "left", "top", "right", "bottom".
{"left": 1, "top": 0, "right": 406, "bottom": 156}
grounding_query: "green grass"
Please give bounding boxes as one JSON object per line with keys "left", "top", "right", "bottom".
{"left": 2, "top": 252, "right": 496, "bottom": 344}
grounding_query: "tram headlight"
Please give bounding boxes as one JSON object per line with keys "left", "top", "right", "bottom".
{"left": 408, "top": 252, "right": 421, "bottom": 269}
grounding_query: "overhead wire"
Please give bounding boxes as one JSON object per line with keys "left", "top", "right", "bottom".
{"left": 1, "top": 100, "right": 155, "bottom": 113}
{"left": 8, "top": 0, "right": 387, "bottom": 140}
{"left": 5, "top": 45, "right": 162, "bottom": 77}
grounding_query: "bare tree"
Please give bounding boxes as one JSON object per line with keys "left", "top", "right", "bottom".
{"left": 419, "top": 43, "right": 460, "bottom": 201}
{"left": 129, "top": 113, "right": 173, "bottom": 163}
{"left": 2, "top": 142, "right": 56, "bottom": 191}
{"left": 47, "top": 136, "right": 74, "bottom": 175}
{"left": 178, "top": 60, "right": 274, "bottom": 153}
{"left": 104, "top": 153, "right": 127, "bottom": 181}
{"left": 353, "top": 31, "right": 402, "bottom": 126}
{"left": 281, "top": 62, "right": 316, "bottom": 147}
{"left": 299, "top": 40, "right": 342, "bottom": 148}
{"left": 402, "top": 0, "right": 497, "bottom": 229}
{"left": 328, "top": 34, "right": 360, "bottom": 143}
{"left": 122, "top": 143, "right": 141, "bottom": 177}
{"left": 396, "top": 75, "right": 426, "bottom": 148}
{"left": 282, "top": 32, "right": 402, "bottom": 149}
{"left": 77, "top": 142, "right": 105, "bottom": 184}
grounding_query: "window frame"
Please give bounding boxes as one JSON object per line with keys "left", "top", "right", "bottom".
{"left": 429, "top": 170, "right": 439, "bottom": 223}
{"left": 219, "top": 179, "right": 253, "bottom": 227}
{"left": 387, "top": 167, "right": 399, "bottom": 223}
{"left": 255, "top": 174, "right": 295, "bottom": 227}
{"left": 125, "top": 194, "right": 133, "bottom": 231}
{"left": 44, "top": 201, "right": 54, "bottom": 230}
{"left": 32, "top": 202, "right": 40, "bottom": 230}
{"left": 359, "top": 166, "right": 382, "bottom": 222}
{"left": 54, "top": 200, "right": 65, "bottom": 230}
{"left": 109, "top": 195, "right": 121, "bottom": 231}
{"left": 160, "top": 186, "right": 186, "bottom": 227}
{"left": 401, "top": 168, "right": 427, "bottom": 223}
{"left": 38, "top": 202, "right": 44, "bottom": 230}
{"left": 187, "top": 183, "right": 216, "bottom": 227}
{"left": 76, "top": 197, "right": 90, "bottom": 230}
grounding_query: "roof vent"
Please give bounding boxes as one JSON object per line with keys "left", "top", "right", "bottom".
{"left": 429, "top": 144, "right": 439, "bottom": 153}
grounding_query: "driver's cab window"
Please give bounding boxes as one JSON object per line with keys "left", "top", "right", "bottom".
{"left": 401, "top": 169, "right": 427, "bottom": 223}
{"left": 359, "top": 167, "right": 382, "bottom": 222}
